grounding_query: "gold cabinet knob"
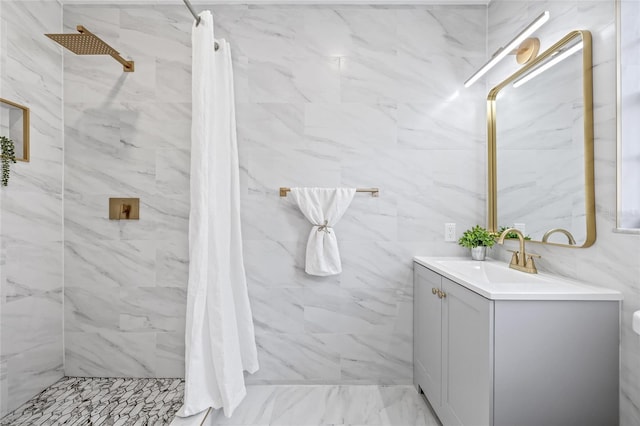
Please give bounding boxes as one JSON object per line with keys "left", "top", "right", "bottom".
{"left": 437, "top": 290, "right": 447, "bottom": 299}
{"left": 432, "top": 288, "right": 438, "bottom": 295}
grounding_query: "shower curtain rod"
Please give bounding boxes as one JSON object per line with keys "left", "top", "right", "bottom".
{"left": 183, "top": 0, "right": 219, "bottom": 51}
{"left": 183, "top": 0, "right": 201, "bottom": 26}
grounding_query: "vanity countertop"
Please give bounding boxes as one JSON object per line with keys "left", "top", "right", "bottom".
{"left": 414, "top": 257, "right": 622, "bottom": 301}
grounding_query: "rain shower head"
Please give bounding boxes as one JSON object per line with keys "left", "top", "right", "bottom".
{"left": 45, "top": 25, "right": 134, "bottom": 72}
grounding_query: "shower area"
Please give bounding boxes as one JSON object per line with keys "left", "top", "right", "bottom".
{"left": 0, "top": 0, "right": 486, "bottom": 424}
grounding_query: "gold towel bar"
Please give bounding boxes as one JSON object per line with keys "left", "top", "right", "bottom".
{"left": 279, "top": 187, "right": 379, "bottom": 197}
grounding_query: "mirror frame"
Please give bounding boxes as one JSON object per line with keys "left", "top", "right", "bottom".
{"left": 487, "top": 30, "right": 595, "bottom": 248}
{"left": 0, "top": 97, "right": 30, "bottom": 162}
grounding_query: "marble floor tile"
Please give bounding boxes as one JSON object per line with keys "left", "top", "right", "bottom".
{"left": 200, "top": 385, "right": 439, "bottom": 426}
{"left": 377, "top": 386, "right": 441, "bottom": 426}
{"left": 209, "top": 385, "right": 278, "bottom": 425}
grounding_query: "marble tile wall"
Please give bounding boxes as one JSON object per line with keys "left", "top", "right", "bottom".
{"left": 619, "top": 0, "right": 640, "bottom": 228}
{"left": 488, "top": 1, "right": 640, "bottom": 424}
{"left": 62, "top": 5, "right": 191, "bottom": 379}
{"left": 0, "top": 0, "right": 64, "bottom": 417}
{"left": 62, "top": 4, "right": 487, "bottom": 384}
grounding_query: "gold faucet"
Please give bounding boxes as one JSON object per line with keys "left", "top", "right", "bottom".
{"left": 542, "top": 228, "right": 576, "bottom": 245}
{"left": 497, "top": 228, "right": 540, "bottom": 274}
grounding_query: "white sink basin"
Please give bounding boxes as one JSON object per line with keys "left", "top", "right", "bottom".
{"left": 414, "top": 257, "right": 622, "bottom": 301}
{"left": 430, "top": 259, "right": 548, "bottom": 285}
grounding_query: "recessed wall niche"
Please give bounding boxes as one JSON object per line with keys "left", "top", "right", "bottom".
{"left": 0, "top": 97, "right": 30, "bottom": 162}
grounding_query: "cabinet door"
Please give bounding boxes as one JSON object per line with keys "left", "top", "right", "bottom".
{"left": 414, "top": 264, "right": 442, "bottom": 408}
{"left": 493, "top": 300, "right": 619, "bottom": 426}
{"left": 440, "top": 278, "right": 493, "bottom": 426}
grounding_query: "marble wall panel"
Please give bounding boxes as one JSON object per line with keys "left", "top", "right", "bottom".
{"left": 0, "top": 0, "right": 63, "bottom": 417}
{"left": 340, "top": 333, "right": 412, "bottom": 384}
{"left": 488, "top": 1, "right": 640, "bottom": 424}
{"left": 65, "top": 331, "right": 156, "bottom": 377}
{"left": 62, "top": 5, "right": 193, "bottom": 378}
{"left": 237, "top": 4, "right": 484, "bottom": 386}
{"left": 397, "top": 98, "right": 482, "bottom": 150}
{"left": 157, "top": 332, "right": 186, "bottom": 379}
{"left": 155, "top": 239, "right": 189, "bottom": 288}
{"left": 250, "top": 333, "right": 342, "bottom": 383}
{"left": 5, "top": 341, "right": 62, "bottom": 416}
{"left": 619, "top": 0, "right": 640, "bottom": 228}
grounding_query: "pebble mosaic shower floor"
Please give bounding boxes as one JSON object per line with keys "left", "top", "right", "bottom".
{"left": 0, "top": 377, "right": 184, "bottom": 425}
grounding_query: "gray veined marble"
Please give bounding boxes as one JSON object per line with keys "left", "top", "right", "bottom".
{"left": 249, "top": 333, "right": 342, "bottom": 383}
{"left": 250, "top": 286, "right": 305, "bottom": 334}
{"left": 64, "top": 239, "right": 156, "bottom": 289}
{"left": 1, "top": 0, "right": 64, "bottom": 417}
{"left": 156, "top": 148, "right": 191, "bottom": 194}
{"left": 304, "top": 103, "right": 398, "bottom": 151}
{"left": 119, "top": 7, "right": 191, "bottom": 62}
{"left": 119, "top": 286, "right": 187, "bottom": 333}
{"left": 3, "top": 242, "right": 62, "bottom": 301}
{"left": 397, "top": 99, "right": 484, "bottom": 150}
{"left": 119, "top": 102, "right": 191, "bottom": 150}
{"left": 249, "top": 59, "right": 310, "bottom": 104}
{"left": 156, "top": 238, "right": 190, "bottom": 288}
{"left": 157, "top": 332, "right": 186, "bottom": 379}
{"left": 236, "top": 102, "right": 305, "bottom": 154}
{"left": 241, "top": 193, "right": 308, "bottom": 242}
{"left": 203, "top": 384, "right": 439, "bottom": 426}
{"left": 396, "top": 7, "right": 486, "bottom": 58}
{"left": 228, "top": 8, "right": 304, "bottom": 62}
{"left": 1, "top": 191, "right": 63, "bottom": 245}
{"left": 340, "top": 333, "right": 412, "bottom": 383}
{"left": 65, "top": 332, "right": 156, "bottom": 378}
{"left": 64, "top": 285, "right": 121, "bottom": 333}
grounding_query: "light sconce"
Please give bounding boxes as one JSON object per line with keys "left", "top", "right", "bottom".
{"left": 464, "top": 11, "right": 550, "bottom": 88}
{"left": 512, "top": 40, "right": 584, "bottom": 88}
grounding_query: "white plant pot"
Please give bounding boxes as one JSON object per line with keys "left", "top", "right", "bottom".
{"left": 471, "top": 246, "right": 487, "bottom": 261}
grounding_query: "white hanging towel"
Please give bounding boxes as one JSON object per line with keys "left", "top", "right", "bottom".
{"left": 177, "top": 10, "right": 258, "bottom": 421}
{"left": 290, "top": 187, "right": 356, "bottom": 276}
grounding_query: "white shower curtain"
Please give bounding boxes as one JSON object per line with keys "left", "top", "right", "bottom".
{"left": 178, "top": 11, "right": 259, "bottom": 419}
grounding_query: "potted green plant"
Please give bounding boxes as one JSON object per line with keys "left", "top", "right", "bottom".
{"left": 458, "top": 225, "right": 496, "bottom": 260}
{"left": 0, "top": 136, "right": 16, "bottom": 187}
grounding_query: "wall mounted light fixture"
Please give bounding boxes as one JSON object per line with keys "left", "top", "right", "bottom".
{"left": 512, "top": 40, "right": 584, "bottom": 88}
{"left": 464, "top": 11, "right": 550, "bottom": 88}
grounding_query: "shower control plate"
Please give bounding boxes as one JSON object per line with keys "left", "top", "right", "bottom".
{"left": 109, "top": 198, "right": 140, "bottom": 220}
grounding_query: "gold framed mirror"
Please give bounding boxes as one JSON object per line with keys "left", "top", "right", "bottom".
{"left": 487, "top": 30, "right": 595, "bottom": 248}
{"left": 0, "top": 98, "right": 30, "bottom": 162}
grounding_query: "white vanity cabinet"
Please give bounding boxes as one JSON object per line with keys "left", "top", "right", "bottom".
{"left": 413, "top": 259, "right": 620, "bottom": 426}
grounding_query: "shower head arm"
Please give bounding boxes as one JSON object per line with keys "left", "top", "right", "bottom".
{"left": 75, "top": 26, "right": 134, "bottom": 72}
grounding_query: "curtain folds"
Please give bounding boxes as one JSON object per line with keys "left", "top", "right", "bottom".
{"left": 178, "top": 10, "right": 259, "bottom": 420}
